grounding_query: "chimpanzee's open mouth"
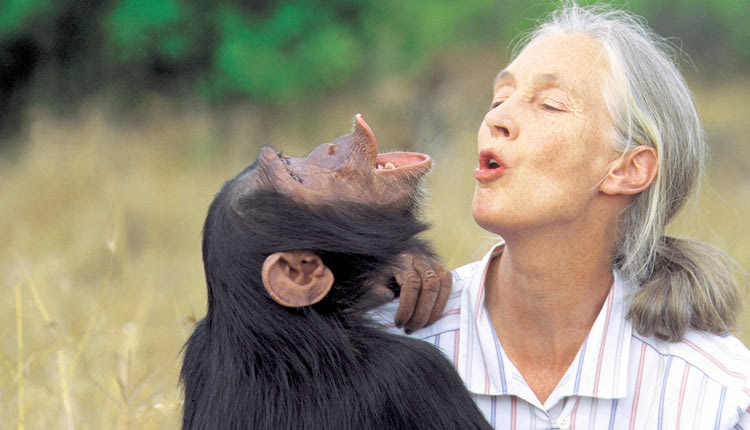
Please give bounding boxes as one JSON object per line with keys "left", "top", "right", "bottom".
{"left": 375, "top": 152, "right": 431, "bottom": 171}
{"left": 354, "top": 114, "right": 431, "bottom": 174}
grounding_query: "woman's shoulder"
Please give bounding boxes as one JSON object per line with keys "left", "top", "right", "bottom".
{"left": 636, "top": 329, "right": 750, "bottom": 390}
{"left": 370, "top": 258, "right": 485, "bottom": 339}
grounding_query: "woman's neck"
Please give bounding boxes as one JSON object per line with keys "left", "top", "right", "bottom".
{"left": 484, "top": 223, "right": 616, "bottom": 404}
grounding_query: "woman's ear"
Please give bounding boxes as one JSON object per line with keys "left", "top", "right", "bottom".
{"left": 261, "top": 250, "right": 334, "bottom": 307}
{"left": 600, "top": 145, "right": 658, "bottom": 195}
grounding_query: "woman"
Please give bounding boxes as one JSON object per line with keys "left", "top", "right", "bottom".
{"left": 382, "top": 3, "right": 750, "bottom": 428}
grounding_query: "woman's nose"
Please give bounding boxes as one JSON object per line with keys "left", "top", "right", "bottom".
{"left": 483, "top": 105, "right": 518, "bottom": 141}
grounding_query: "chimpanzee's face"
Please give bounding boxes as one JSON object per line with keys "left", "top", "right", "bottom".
{"left": 234, "top": 114, "right": 431, "bottom": 211}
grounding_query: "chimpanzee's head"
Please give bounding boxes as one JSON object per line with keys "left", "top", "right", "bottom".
{"left": 203, "top": 115, "right": 431, "bottom": 313}
{"left": 230, "top": 114, "right": 430, "bottom": 211}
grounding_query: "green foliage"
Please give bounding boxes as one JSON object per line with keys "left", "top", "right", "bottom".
{"left": 108, "top": 0, "right": 190, "bottom": 64}
{"left": 713, "top": 0, "right": 750, "bottom": 63}
{"left": 0, "top": 0, "right": 747, "bottom": 114}
{"left": 625, "top": 0, "right": 750, "bottom": 68}
{"left": 0, "top": 0, "right": 53, "bottom": 38}
{"left": 210, "top": 2, "right": 363, "bottom": 102}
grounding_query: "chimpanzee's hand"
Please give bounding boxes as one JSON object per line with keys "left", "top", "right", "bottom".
{"left": 391, "top": 251, "right": 452, "bottom": 333}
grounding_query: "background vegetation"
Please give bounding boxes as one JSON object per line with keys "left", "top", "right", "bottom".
{"left": 1, "top": 0, "right": 748, "bottom": 428}
{"left": 1, "top": 0, "right": 748, "bottom": 127}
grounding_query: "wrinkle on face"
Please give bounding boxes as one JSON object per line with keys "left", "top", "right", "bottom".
{"left": 473, "top": 32, "right": 620, "bottom": 234}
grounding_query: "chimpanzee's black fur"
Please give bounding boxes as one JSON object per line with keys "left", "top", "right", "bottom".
{"left": 180, "top": 161, "right": 491, "bottom": 429}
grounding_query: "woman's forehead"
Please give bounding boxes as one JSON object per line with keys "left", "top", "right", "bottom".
{"left": 507, "top": 34, "right": 607, "bottom": 79}
{"left": 496, "top": 33, "right": 609, "bottom": 98}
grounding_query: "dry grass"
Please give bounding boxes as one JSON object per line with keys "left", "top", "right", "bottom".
{"left": 1, "top": 67, "right": 748, "bottom": 428}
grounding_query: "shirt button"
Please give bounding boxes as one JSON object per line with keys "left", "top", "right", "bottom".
{"left": 552, "top": 416, "right": 570, "bottom": 429}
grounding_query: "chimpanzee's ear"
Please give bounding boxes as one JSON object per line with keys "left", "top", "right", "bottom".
{"left": 261, "top": 251, "right": 334, "bottom": 307}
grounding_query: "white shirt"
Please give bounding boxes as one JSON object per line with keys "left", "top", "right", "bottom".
{"left": 374, "top": 243, "right": 750, "bottom": 429}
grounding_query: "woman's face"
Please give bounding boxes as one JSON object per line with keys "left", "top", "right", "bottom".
{"left": 472, "top": 33, "right": 619, "bottom": 237}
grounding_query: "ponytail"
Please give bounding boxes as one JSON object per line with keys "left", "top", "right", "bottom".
{"left": 627, "top": 236, "right": 745, "bottom": 342}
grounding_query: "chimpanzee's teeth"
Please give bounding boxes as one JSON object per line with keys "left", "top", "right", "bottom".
{"left": 376, "top": 162, "right": 396, "bottom": 170}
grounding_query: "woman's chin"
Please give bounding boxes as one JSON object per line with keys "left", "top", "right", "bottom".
{"left": 472, "top": 207, "right": 505, "bottom": 236}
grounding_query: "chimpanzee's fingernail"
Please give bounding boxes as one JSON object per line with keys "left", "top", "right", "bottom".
{"left": 404, "top": 329, "right": 413, "bottom": 335}
{"left": 383, "top": 290, "right": 394, "bottom": 301}
{"left": 395, "top": 320, "right": 404, "bottom": 328}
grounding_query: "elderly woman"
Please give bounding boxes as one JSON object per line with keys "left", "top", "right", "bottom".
{"left": 383, "top": 3, "right": 750, "bottom": 428}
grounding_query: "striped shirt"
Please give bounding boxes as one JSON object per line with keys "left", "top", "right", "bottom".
{"left": 374, "top": 243, "right": 750, "bottom": 429}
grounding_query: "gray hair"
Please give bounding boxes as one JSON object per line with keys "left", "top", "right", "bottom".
{"left": 515, "top": 2, "right": 744, "bottom": 341}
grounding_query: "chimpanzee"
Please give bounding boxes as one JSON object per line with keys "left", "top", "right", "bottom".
{"left": 180, "top": 114, "right": 491, "bottom": 429}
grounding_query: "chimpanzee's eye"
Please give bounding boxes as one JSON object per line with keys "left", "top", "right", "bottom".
{"left": 277, "top": 152, "right": 292, "bottom": 165}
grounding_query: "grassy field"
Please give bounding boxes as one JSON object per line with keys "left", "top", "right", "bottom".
{"left": 1, "top": 63, "right": 748, "bottom": 428}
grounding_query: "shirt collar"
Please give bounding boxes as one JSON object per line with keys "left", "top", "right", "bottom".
{"left": 457, "top": 242, "right": 633, "bottom": 409}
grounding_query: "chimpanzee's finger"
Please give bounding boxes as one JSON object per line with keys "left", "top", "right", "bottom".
{"left": 403, "top": 254, "right": 441, "bottom": 332}
{"left": 427, "top": 261, "right": 452, "bottom": 325}
{"left": 357, "top": 285, "right": 396, "bottom": 311}
{"left": 394, "top": 253, "right": 420, "bottom": 328}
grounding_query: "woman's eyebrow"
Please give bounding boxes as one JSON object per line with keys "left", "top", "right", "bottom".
{"left": 533, "top": 72, "right": 570, "bottom": 91}
{"left": 535, "top": 72, "right": 560, "bottom": 85}
{"left": 493, "top": 69, "right": 581, "bottom": 103}
{"left": 493, "top": 69, "right": 515, "bottom": 88}
{"left": 494, "top": 70, "right": 571, "bottom": 90}
{"left": 532, "top": 72, "right": 580, "bottom": 99}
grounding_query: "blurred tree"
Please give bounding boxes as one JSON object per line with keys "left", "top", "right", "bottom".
{"left": 105, "top": 0, "right": 214, "bottom": 93}
{"left": 0, "top": 0, "right": 58, "bottom": 131}
{"left": 629, "top": 0, "right": 750, "bottom": 70}
{"left": 0, "top": 0, "right": 746, "bottom": 135}
{"left": 208, "top": 1, "right": 364, "bottom": 102}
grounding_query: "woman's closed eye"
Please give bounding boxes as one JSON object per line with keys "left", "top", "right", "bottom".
{"left": 541, "top": 101, "right": 567, "bottom": 112}
{"left": 490, "top": 99, "right": 507, "bottom": 109}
